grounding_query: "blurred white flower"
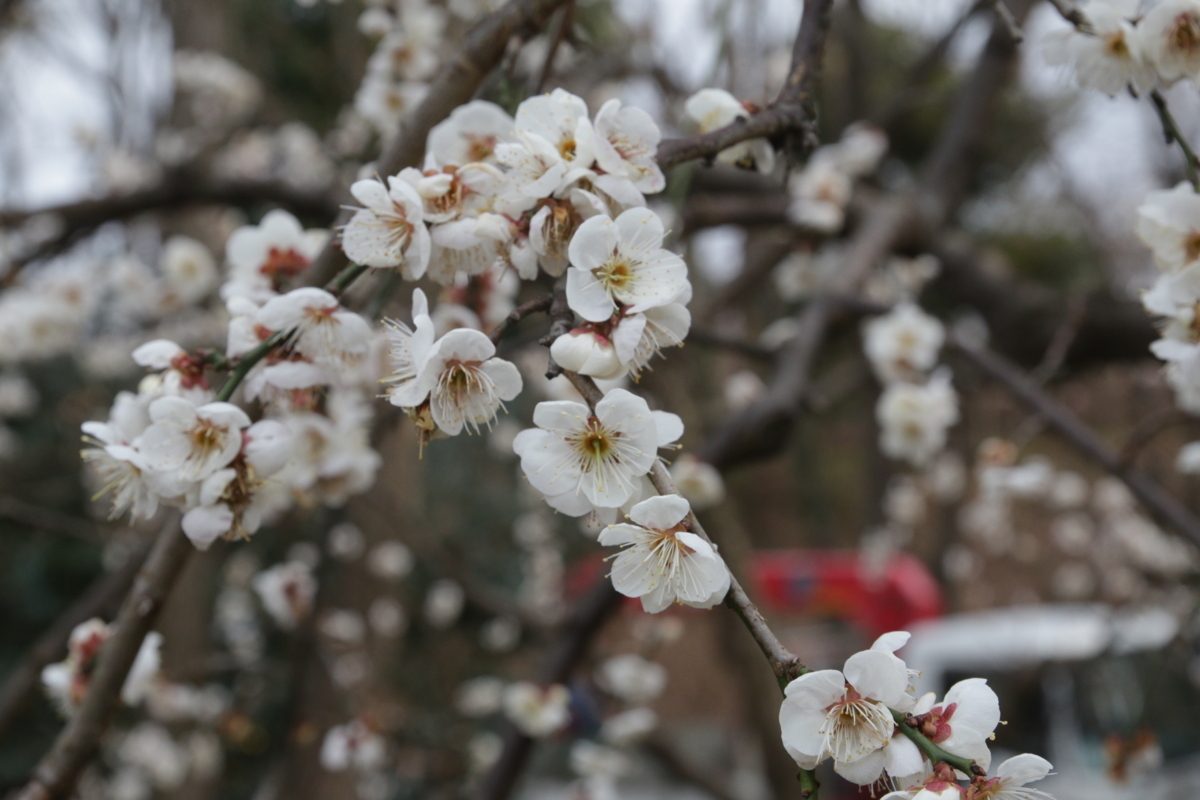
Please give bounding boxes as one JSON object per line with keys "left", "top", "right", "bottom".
{"left": 503, "top": 681, "right": 571, "bottom": 737}
{"left": 252, "top": 561, "right": 316, "bottom": 630}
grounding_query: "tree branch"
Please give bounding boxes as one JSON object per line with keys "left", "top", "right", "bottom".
{"left": 475, "top": 576, "right": 622, "bottom": 800}
{"left": 0, "top": 532, "right": 155, "bottom": 741}
{"left": 950, "top": 337, "right": 1200, "bottom": 548}
{"left": 12, "top": 518, "right": 191, "bottom": 800}
{"left": 655, "top": 0, "right": 834, "bottom": 170}
{"left": 0, "top": 176, "right": 339, "bottom": 282}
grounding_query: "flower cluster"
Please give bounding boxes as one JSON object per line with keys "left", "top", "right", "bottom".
{"left": 81, "top": 210, "right": 383, "bottom": 549}
{"left": 864, "top": 303, "right": 959, "bottom": 467}
{"left": 779, "top": 632, "right": 1053, "bottom": 799}
{"left": 41, "top": 618, "right": 162, "bottom": 717}
{"left": 1044, "top": 0, "right": 1200, "bottom": 95}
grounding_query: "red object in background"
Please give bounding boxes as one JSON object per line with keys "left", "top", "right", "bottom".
{"left": 751, "top": 549, "right": 942, "bottom": 639}
{"left": 566, "top": 549, "right": 942, "bottom": 638}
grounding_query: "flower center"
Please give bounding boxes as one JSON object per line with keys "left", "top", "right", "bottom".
{"left": 1104, "top": 30, "right": 1130, "bottom": 58}
{"left": 559, "top": 136, "right": 577, "bottom": 160}
{"left": 820, "top": 687, "right": 895, "bottom": 763}
{"left": 188, "top": 420, "right": 225, "bottom": 464}
{"left": 1185, "top": 229, "right": 1200, "bottom": 262}
{"left": 596, "top": 255, "right": 634, "bottom": 293}
{"left": 467, "top": 134, "right": 498, "bottom": 162}
{"left": 262, "top": 247, "right": 310, "bottom": 281}
{"left": 304, "top": 304, "right": 340, "bottom": 325}
{"left": 569, "top": 417, "right": 618, "bottom": 470}
{"left": 1171, "top": 12, "right": 1200, "bottom": 55}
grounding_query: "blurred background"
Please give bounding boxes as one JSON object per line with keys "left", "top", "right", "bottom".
{"left": 0, "top": 0, "right": 1198, "bottom": 799}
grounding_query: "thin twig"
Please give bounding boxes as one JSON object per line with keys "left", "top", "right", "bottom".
{"left": 1150, "top": 90, "right": 1200, "bottom": 190}
{"left": 1046, "top": 0, "right": 1089, "bottom": 30}
{"left": 533, "top": 0, "right": 573, "bottom": 94}
{"left": 488, "top": 293, "right": 554, "bottom": 345}
{"left": 562, "top": 371, "right": 808, "bottom": 683}
{"left": 1030, "top": 290, "right": 1087, "bottom": 385}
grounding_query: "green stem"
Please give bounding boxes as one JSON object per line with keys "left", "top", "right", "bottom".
{"left": 798, "top": 768, "right": 820, "bottom": 798}
{"left": 1151, "top": 90, "right": 1200, "bottom": 191}
{"left": 326, "top": 262, "right": 370, "bottom": 297}
{"left": 214, "top": 332, "right": 284, "bottom": 403}
{"left": 890, "top": 709, "right": 979, "bottom": 777}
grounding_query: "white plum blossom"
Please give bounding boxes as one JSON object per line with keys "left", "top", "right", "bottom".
{"left": 391, "top": 325, "right": 522, "bottom": 436}
{"left": 223, "top": 209, "right": 327, "bottom": 300}
{"left": 683, "top": 88, "right": 775, "bottom": 173}
{"left": 566, "top": 208, "right": 689, "bottom": 322}
{"left": 514, "top": 388, "right": 660, "bottom": 510}
{"left": 253, "top": 561, "right": 316, "bottom": 630}
{"left": 788, "top": 155, "right": 853, "bottom": 233}
{"left": 889, "top": 678, "right": 1002, "bottom": 779}
{"left": 1140, "top": 0, "right": 1200, "bottom": 84}
{"left": 160, "top": 236, "right": 218, "bottom": 306}
{"left": 877, "top": 372, "right": 960, "bottom": 466}
{"left": 180, "top": 418, "right": 293, "bottom": 549}
{"left": 320, "top": 720, "right": 388, "bottom": 772}
{"left": 596, "top": 654, "right": 667, "bottom": 705}
{"left": 601, "top": 707, "right": 658, "bottom": 746}
{"left": 550, "top": 329, "right": 625, "bottom": 379}
{"left": 1136, "top": 183, "right": 1200, "bottom": 273}
{"left": 41, "top": 619, "right": 162, "bottom": 716}
{"left": 863, "top": 303, "right": 946, "bottom": 383}
{"left": 591, "top": 98, "right": 665, "bottom": 193}
{"left": 668, "top": 455, "right": 725, "bottom": 510}
{"left": 503, "top": 682, "right": 571, "bottom": 737}
{"left": 514, "top": 88, "right": 596, "bottom": 175}
{"left": 599, "top": 494, "right": 730, "bottom": 613}
{"left": 885, "top": 754, "right": 1058, "bottom": 800}
{"left": 778, "top": 632, "right": 911, "bottom": 784}
{"left": 342, "top": 176, "right": 432, "bottom": 278}
{"left": 138, "top": 397, "right": 251, "bottom": 481}
{"left": 1043, "top": 0, "right": 1156, "bottom": 95}
{"left": 383, "top": 288, "right": 436, "bottom": 404}
{"left": 255, "top": 288, "right": 372, "bottom": 370}
{"left": 427, "top": 100, "right": 514, "bottom": 165}
{"left": 424, "top": 578, "right": 466, "bottom": 628}
{"left": 829, "top": 123, "right": 889, "bottom": 178}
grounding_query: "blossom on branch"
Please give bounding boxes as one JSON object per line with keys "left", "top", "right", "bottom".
{"left": 598, "top": 494, "right": 731, "bottom": 613}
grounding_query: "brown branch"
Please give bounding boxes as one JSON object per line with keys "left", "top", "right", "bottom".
{"left": 0, "top": 531, "right": 154, "bottom": 741}
{"left": 654, "top": 0, "right": 834, "bottom": 170}
{"left": 563, "top": 371, "right": 807, "bottom": 683}
{"left": 0, "top": 496, "right": 104, "bottom": 544}
{"left": 539, "top": 277, "right": 574, "bottom": 378}
{"left": 691, "top": 1, "right": 1033, "bottom": 472}
{"left": 533, "top": 0, "right": 574, "bottom": 94}
{"left": 950, "top": 338, "right": 1200, "bottom": 548}
{"left": 1030, "top": 290, "right": 1087, "bottom": 385}
{"left": 475, "top": 576, "right": 622, "bottom": 800}
{"left": 303, "top": 0, "right": 575, "bottom": 288}
{"left": 11, "top": 518, "right": 192, "bottom": 800}
{"left": 488, "top": 293, "right": 554, "bottom": 345}
{"left": 0, "top": 176, "right": 340, "bottom": 282}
